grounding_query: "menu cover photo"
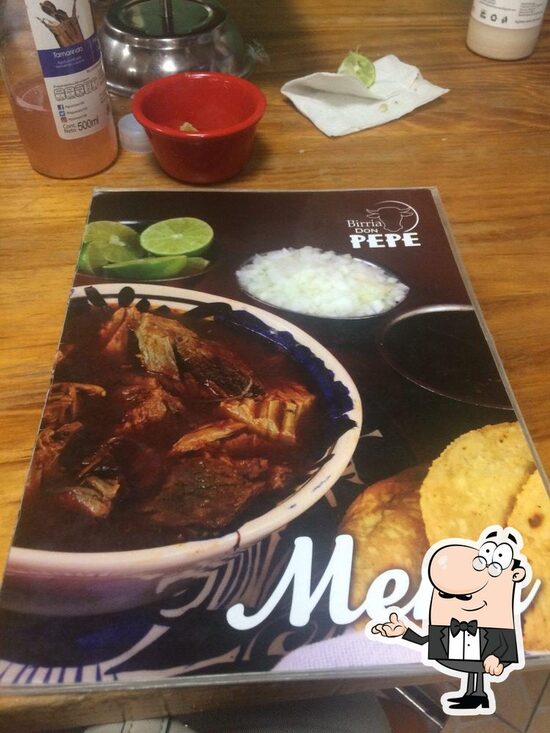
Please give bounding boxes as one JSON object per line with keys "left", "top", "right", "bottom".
{"left": 0, "top": 188, "right": 548, "bottom": 691}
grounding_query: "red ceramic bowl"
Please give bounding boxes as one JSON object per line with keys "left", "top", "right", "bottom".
{"left": 131, "top": 72, "right": 266, "bottom": 184}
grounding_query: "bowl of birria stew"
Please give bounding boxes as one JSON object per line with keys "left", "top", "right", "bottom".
{"left": 3, "top": 284, "right": 361, "bottom": 616}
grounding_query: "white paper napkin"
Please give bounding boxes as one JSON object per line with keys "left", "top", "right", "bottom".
{"left": 281, "top": 55, "right": 449, "bottom": 137}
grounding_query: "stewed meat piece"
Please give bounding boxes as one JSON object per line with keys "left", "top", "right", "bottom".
{"left": 170, "top": 419, "right": 246, "bottom": 455}
{"left": 221, "top": 382, "right": 316, "bottom": 444}
{"left": 137, "top": 452, "right": 291, "bottom": 535}
{"left": 99, "top": 305, "right": 142, "bottom": 359}
{"left": 42, "top": 382, "right": 106, "bottom": 429}
{"left": 111, "top": 375, "right": 186, "bottom": 435}
{"left": 27, "top": 421, "right": 83, "bottom": 496}
{"left": 135, "top": 312, "right": 262, "bottom": 398}
{"left": 52, "top": 475, "right": 121, "bottom": 519}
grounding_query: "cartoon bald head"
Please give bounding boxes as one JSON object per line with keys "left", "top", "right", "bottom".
{"left": 428, "top": 529, "right": 528, "bottom": 628}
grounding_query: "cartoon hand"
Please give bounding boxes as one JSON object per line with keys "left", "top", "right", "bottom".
{"left": 371, "top": 612, "right": 407, "bottom": 638}
{"left": 484, "top": 654, "right": 504, "bottom": 676}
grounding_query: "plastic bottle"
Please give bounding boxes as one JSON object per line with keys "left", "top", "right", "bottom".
{"left": 467, "top": 1, "right": 548, "bottom": 60}
{"left": 0, "top": 0, "right": 118, "bottom": 178}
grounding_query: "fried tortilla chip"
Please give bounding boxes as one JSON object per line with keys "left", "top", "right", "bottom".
{"left": 339, "top": 465, "right": 429, "bottom": 622}
{"left": 420, "top": 422, "right": 535, "bottom": 545}
{"left": 508, "top": 470, "right": 550, "bottom": 652}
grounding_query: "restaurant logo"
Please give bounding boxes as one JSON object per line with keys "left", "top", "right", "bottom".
{"left": 346, "top": 200, "right": 421, "bottom": 250}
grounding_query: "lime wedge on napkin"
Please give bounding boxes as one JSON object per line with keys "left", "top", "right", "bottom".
{"left": 338, "top": 51, "right": 376, "bottom": 87}
{"left": 141, "top": 217, "right": 213, "bottom": 256}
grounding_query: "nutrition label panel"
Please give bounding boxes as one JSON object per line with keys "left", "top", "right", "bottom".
{"left": 25, "top": 0, "right": 111, "bottom": 139}
{"left": 471, "top": 0, "right": 549, "bottom": 28}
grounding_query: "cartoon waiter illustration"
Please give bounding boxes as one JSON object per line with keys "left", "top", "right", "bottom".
{"left": 370, "top": 526, "right": 531, "bottom": 715}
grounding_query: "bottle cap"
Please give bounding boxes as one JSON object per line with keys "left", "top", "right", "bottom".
{"left": 117, "top": 113, "right": 152, "bottom": 153}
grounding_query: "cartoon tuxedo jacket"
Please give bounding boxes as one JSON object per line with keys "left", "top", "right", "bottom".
{"left": 403, "top": 625, "right": 519, "bottom": 663}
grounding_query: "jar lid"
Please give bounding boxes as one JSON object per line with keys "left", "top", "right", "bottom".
{"left": 106, "top": 0, "right": 225, "bottom": 43}
{"left": 117, "top": 113, "right": 152, "bottom": 153}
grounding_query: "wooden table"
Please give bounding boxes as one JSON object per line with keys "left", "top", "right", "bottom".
{"left": 1, "top": 1, "right": 549, "bottom": 728}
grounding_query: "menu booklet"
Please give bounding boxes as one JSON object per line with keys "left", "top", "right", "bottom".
{"left": 0, "top": 188, "right": 548, "bottom": 694}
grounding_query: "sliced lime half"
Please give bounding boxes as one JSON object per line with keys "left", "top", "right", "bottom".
{"left": 140, "top": 217, "right": 214, "bottom": 257}
{"left": 338, "top": 51, "right": 376, "bottom": 87}
{"left": 83, "top": 221, "right": 144, "bottom": 264}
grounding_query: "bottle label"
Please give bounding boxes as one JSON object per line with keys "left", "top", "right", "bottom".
{"left": 471, "top": 0, "right": 548, "bottom": 29}
{"left": 24, "top": 1, "right": 112, "bottom": 140}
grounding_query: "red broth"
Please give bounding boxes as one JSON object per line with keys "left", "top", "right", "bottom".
{"left": 14, "top": 300, "right": 330, "bottom": 552}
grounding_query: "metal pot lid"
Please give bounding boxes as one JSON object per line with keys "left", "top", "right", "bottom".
{"left": 105, "top": 0, "right": 226, "bottom": 42}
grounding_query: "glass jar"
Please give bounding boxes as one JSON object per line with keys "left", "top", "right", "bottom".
{"left": 467, "top": 0, "right": 548, "bottom": 60}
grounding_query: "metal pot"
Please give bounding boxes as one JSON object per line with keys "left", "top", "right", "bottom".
{"left": 99, "top": 0, "right": 255, "bottom": 97}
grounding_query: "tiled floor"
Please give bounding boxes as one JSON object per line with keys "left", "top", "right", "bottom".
{"left": 441, "top": 670, "right": 549, "bottom": 733}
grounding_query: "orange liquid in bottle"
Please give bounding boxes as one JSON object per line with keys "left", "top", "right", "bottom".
{"left": 11, "top": 77, "right": 118, "bottom": 179}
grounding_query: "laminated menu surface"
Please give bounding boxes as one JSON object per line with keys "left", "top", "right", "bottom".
{"left": 0, "top": 188, "right": 547, "bottom": 692}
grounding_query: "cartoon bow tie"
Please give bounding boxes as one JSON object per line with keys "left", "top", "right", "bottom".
{"left": 450, "top": 618, "right": 478, "bottom": 637}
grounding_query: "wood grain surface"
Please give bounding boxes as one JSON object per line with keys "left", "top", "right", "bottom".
{"left": 0, "top": 0, "right": 549, "bottom": 727}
